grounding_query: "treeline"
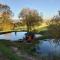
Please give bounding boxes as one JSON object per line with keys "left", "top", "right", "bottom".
{"left": 0, "top": 4, "right": 43, "bottom": 32}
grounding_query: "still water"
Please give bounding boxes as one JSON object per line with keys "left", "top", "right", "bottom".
{"left": 36, "top": 39, "right": 60, "bottom": 56}
{"left": 0, "top": 32, "right": 60, "bottom": 57}
{"left": 0, "top": 32, "right": 27, "bottom": 41}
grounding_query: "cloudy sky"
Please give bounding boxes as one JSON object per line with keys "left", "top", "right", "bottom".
{"left": 0, "top": 0, "right": 60, "bottom": 19}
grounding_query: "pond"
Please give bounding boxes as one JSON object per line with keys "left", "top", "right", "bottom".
{"left": 0, "top": 32, "right": 27, "bottom": 41}
{"left": 0, "top": 32, "right": 60, "bottom": 59}
{"left": 36, "top": 39, "right": 60, "bottom": 58}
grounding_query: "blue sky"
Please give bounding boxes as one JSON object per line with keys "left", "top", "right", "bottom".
{"left": 0, "top": 0, "right": 60, "bottom": 19}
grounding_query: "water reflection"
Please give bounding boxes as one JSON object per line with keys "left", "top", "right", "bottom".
{"left": 36, "top": 39, "right": 60, "bottom": 56}
{"left": 0, "top": 32, "right": 27, "bottom": 41}
{"left": 0, "top": 32, "right": 60, "bottom": 59}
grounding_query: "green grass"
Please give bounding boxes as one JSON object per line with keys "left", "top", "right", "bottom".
{"left": 14, "top": 41, "right": 37, "bottom": 56}
{"left": 0, "top": 40, "right": 25, "bottom": 60}
{"left": 0, "top": 40, "right": 38, "bottom": 60}
{"left": 37, "top": 26, "right": 48, "bottom": 32}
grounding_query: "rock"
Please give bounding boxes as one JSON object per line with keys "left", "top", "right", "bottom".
{"left": 35, "top": 34, "right": 42, "bottom": 38}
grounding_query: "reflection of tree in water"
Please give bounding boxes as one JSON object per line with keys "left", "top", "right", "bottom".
{"left": 53, "top": 39, "right": 60, "bottom": 46}
{"left": 36, "top": 40, "right": 60, "bottom": 60}
{"left": 15, "top": 32, "right": 17, "bottom": 35}
{"left": 48, "top": 39, "right": 60, "bottom": 60}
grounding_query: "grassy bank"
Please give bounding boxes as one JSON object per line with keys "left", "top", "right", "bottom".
{"left": 0, "top": 40, "right": 29, "bottom": 60}
{"left": 0, "top": 40, "right": 39, "bottom": 60}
